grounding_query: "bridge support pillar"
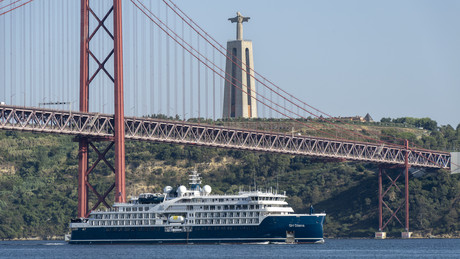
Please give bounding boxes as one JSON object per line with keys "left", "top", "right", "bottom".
{"left": 375, "top": 232, "right": 386, "bottom": 239}
{"left": 113, "top": 0, "right": 126, "bottom": 204}
{"left": 402, "top": 139, "right": 411, "bottom": 238}
{"left": 376, "top": 140, "right": 411, "bottom": 238}
{"left": 77, "top": 0, "right": 89, "bottom": 219}
{"left": 375, "top": 166, "right": 385, "bottom": 239}
{"left": 77, "top": 139, "right": 88, "bottom": 218}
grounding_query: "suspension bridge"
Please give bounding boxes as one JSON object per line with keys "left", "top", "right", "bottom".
{"left": 0, "top": 0, "right": 455, "bottom": 238}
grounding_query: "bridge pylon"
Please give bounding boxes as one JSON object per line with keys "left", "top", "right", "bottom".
{"left": 78, "top": 0, "right": 125, "bottom": 218}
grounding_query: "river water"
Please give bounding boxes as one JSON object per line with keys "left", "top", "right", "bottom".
{"left": 0, "top": 239, "right": 459, "bottom": 258}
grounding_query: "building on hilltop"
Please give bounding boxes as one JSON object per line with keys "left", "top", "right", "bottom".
{"left": 222, "top": 12, "right": 258, "bottom": 119}
{"left": 364, "top": 113, "right": 374, "bottom": 122}
{"left": 333, "top": 113, "right": 374, "bottom": 122}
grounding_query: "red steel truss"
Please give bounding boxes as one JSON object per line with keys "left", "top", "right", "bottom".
{"left": 378, "top": 140, "right": 411, "bottom": 233}
{"left": 78, "top": 0, "right": 125, "bottom": 217}
{"left": 0, "top": 105, "right": 451, "bottom": 170}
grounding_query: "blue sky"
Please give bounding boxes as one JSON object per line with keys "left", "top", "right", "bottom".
{"left": 175, "top": 0, "right": 460, "bottom": 126}
{"left": 1, "top": 0, "right": 459, "bottom": 127}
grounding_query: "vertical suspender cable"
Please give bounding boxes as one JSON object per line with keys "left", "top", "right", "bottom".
{"left": 10, "top": 6, "right": 14, "bottom": 104}
{"left": 158, "top": 1, "right": 163, "bottom": 114}
{"left": 49, "top": 0, "right": 52, "bottom": 102}
{"left": 134, "top": 3, "right": 138, "bottom": 116}
{"left": 269, "top": 79, "right": 272, "bottom": 118}
{"left": 47, "top": 0, "right": 51, "bottom": 102}
{"left": 189, "top": 24, "right": 193, "bottom": 119}
{"left": 2, "top": 5, "right": 4, "bottom": 101}
{"left": 165, "top": 4, "right": 170, "bottom": 117}
{"left": 182, "top": 19, "right": 185, "bottom": 120}
{"left": 141, "top": 6, "right": 146, "bottom": 115}
{"left": 157, "top": 0, "right": 162, "bottom": 115}
{"left": 66, "top": 1, "right": 70, "bottom": 107}
{"left": 2, "top": 11, "right": 5, "bottom": 101}
{"left": 64, "top": 1, "right": 68, "bottom": 107}
{"left": 149, "top": 0, "right": 154, "bottom": 115}
{"left": 212, "top": 48, "right": 215, "bottom": 121}
{"left": 41, "top": 0, "right": 44, "bottom": 104}
{"left": 57, "top": 1, "right": 61, "bottom": 106}
{"left": 21, "top": 3, "right": 25, "bottom": 106}
{"left": 197, "top": 35, "right": 200, "bottom": 121}
{"left": 205, "top": 41, "right": 208, "bottom": 120}
{"left": 219, "top": 53, "right": 223, "bottom": 119}
{"left": 174, "top": 10, "right": 177, "bottom": 118}
{"left": 60, "top": 1, "right": 64, "bottom": 105}
{"left": 99, "top": 0, "right": 103, "bottom": 112}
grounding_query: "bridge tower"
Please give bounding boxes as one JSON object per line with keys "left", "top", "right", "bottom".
{"left": 222, "top": 12, "right": 258, "bottom": 118}
{"left": 78, "top": 0, "right": 126, "bottom": 218}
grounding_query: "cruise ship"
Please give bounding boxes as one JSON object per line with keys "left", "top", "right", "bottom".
{"left": 69, "top": 171, "right": 325, "bottom": 244}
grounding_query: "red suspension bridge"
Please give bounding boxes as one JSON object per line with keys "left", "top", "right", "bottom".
{"left": 0, "top": 0, "right": 454, "bottom": 237}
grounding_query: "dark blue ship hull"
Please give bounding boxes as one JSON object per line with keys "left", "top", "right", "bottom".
{"left": 69, "top": 215, "right": 325, "bottom": 244}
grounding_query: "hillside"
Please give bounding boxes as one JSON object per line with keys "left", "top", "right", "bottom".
{"left": 0, "top": 118, "right": 459, "bottom": 239}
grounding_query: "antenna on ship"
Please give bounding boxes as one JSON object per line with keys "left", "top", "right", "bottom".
{"left": 189, "top": 168, "right": 201, "bottom": 191}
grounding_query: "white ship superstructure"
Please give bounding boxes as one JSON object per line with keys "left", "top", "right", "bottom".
{"left": 83, "top": 171, "right": 293, "bottom": 228}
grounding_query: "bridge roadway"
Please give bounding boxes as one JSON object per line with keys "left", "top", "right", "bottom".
{"left": 0, "top": 105, "right": 451, "bottom": 169}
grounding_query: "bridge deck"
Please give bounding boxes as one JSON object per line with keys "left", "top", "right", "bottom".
{"left": 0, "top": 105, "right": 451, "bottom": 169}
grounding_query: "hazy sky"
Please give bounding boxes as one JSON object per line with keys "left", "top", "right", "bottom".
{"left": 175, "top": 0, "right": 460, "bottom": 127}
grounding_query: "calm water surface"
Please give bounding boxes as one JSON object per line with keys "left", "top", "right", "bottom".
{"left": 0, "top": 239, "right": 459, "bottom": 258}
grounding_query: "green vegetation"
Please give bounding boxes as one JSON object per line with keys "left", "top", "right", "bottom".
{"left": 0, "top": 118, "right": 459, "bottom": 239}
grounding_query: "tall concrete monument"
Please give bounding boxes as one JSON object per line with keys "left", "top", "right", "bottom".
{"left": 222, "top": 12, "right": 258, "bottom": 118}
